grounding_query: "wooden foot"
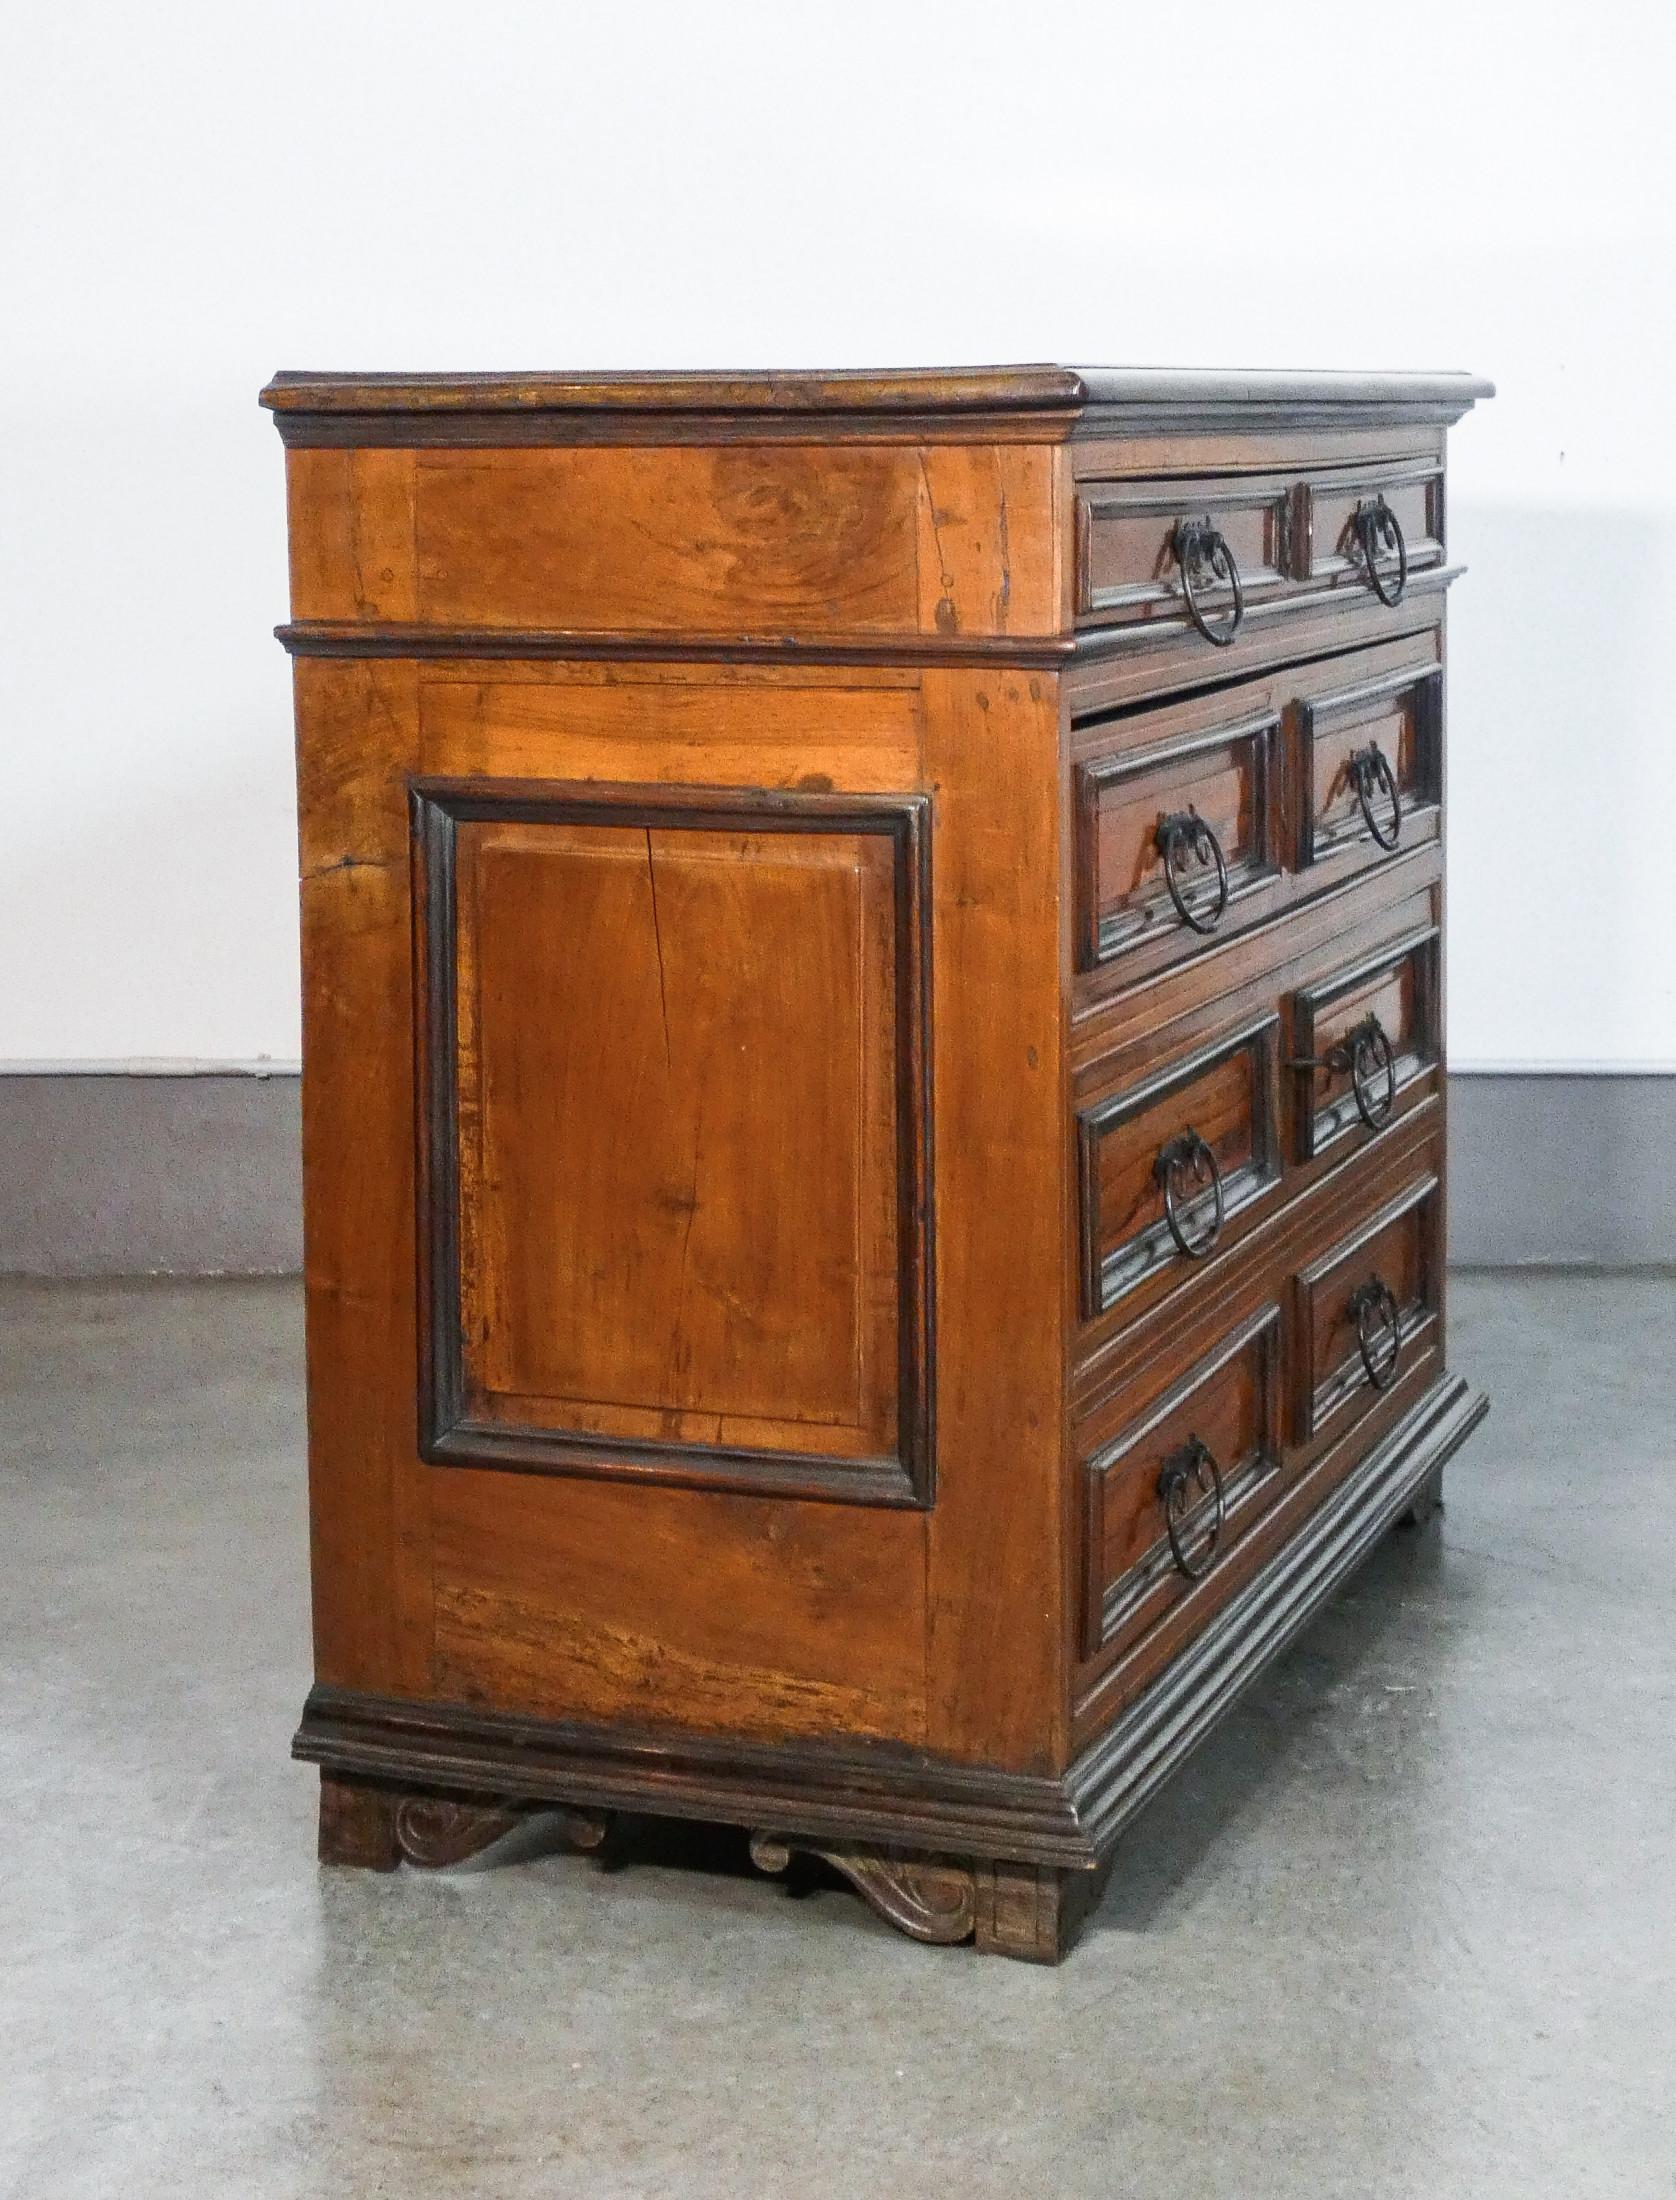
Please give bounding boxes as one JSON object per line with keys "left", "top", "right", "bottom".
{"left": 318, "top": 1773, "right": 399, "bottom": 1870}
{"left": 749, "top": 1832, "right": 1108, "bottom": 1962}
{"left": 318, "top": 1774, "right": 610, "bottom": 1872}
{"left": 973, "top": 1855, "right": 1112, "bottom": 1964}
{"left": 1398, "top": 1460, "right": 1446, "bottom": 1529}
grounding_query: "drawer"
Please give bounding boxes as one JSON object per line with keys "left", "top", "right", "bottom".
{"left": 1300, "top": 459, "right": 1445, "bottom": 598}
{"left": 1289, "top": 922, "right": 1439, "bottom": 1161}
{"left": 1294, "top": 1164, "right": 1441, "bottom": 1444}
{"left": 1073, "top": 458, "right": 1446, "bottom": 659}
{"left": 1081, "top": 1303, "right": 1285, "bottom": 1661}
{"left": 1077, "top": 1010, "right": 1282, "bottom": 1316}
{"left": 1077, "top": 473, "right": 1296, "bottom": 634}
{"left": 1297, "top": 655, "right": 1442, "bottom": 870}
{"left": 1073, "top": 690, "right": 1286, "bottom": 975}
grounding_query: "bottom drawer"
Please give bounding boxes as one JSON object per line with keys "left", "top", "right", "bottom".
{"left": 1076, "top": 1123, "right": 1444, "bottom": 1690}
{"left": 1294, "top": 1164, "right": 1441, "bottom": 1444}
{"left": 1080, "top": 1303, "right": 1286, "bottom": 1662}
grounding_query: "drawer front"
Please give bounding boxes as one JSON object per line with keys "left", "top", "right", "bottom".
{"left": 1298, "top": 657, "right": 1441, "bottom": 869}
{"left": 1077, "top": 473, "right": 1296, "bottom": 629}
{"left": 1294, "top": 1167, "right": 1441, "bottom": 1443}
{"left": 1074, "top": 699, "right": 1284, "bottom": 974}
{"left": 1082, "top": 1304, "right": 1285, "bottom": 1660}
{"left": 1078, "top": 1011, "right": 1282, "bottom": 1315}
{"left": 1301, "top": 461, "right": 1445, "bottom": 595}
{"left": 1072, "top": 634, "right": 1442, "bottom": 998}
{"left": 1289, "top": 923, "right": 1439, "bottom": 1161}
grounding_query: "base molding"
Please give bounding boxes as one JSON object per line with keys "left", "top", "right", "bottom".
{"left": 296, "top": 1373, "right": 1486, "bottom": 1959}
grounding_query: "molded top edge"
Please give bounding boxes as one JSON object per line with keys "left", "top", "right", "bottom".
{"left": 260, "top": 364, "right": 1494, "bottom": 416}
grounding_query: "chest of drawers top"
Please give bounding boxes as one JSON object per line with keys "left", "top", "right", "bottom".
{"left": 261, "top": 364, "right": 1492, "bottom": 674}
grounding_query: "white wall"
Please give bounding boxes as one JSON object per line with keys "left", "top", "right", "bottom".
{"left": 4, "top": 0, "right": 1672, "bottom": 1069}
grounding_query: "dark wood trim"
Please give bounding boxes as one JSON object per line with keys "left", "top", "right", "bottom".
{"left": 410, "top": 777, "right": 936, "bottom": 1509}
{"left": 279, "top": 622, "right": 1077, "bottom": 667}
{"left": 1075, "top": 1011, "right": 1283, "bottom": 1316}
{"left": 1074, "top": 561, "right": 1462, "bottom": 651}
{"left": 259, "top": 366, "right": 1493, "bottom": 451}
{"left": 268, "top": 409, "right": 1085, "bottom": 450}
{"left": 292, "top": 1372, "right": 1488, "bottom": 1874}
{"left": 261, "top": 364, "right": 1091, "bottom": 414}
{"left": 275, "top": 567, "right": 1462, "bottom": 674}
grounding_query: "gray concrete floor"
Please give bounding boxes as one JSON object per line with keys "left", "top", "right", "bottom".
{"left": 2, "top": 1274, "right": 1671, "bottom": 2198}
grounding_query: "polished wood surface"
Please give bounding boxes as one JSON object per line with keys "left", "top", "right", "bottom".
{"left": 269, "top": 362, "right": 1489, "bottom": 1962}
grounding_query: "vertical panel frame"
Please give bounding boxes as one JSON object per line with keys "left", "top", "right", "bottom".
{"left": 410, "top": 777, "right": 935, "bottom": 1508}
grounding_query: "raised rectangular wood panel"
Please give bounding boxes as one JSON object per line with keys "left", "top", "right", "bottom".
{"left": 1302, "top": 461, "right": 1444, "bottom": 589}
{"left": 414, "top": 778, "right": 932, "bottom": 1505}
{"left": 1077, "top": 472, "right": 1295, "bottom": 627}
{"left": 267, "top": 365, "right": 1489, "bottom": 1963}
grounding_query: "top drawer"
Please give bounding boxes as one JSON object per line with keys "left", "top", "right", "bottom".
{"left": 1075, "top": 458, "right": 1445, "bottom": 647}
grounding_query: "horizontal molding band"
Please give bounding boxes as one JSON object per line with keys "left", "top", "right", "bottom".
{"left": 275, "top": 570, "right": 1459, "bottom": 669}
{"left": 260, "top": 368, "right": 1490, "bottom": 448}
{"left": 276, "top": 622, "right": 1075, "bottom": 667}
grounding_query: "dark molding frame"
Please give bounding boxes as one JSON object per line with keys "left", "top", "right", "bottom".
{"left": 292, "top": 1373, "right": 1489, "bottom": 1872}
{"left": 410, "top": 777, "right": 936, "bottom": 1510}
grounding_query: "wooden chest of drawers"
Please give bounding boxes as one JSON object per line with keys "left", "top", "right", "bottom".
{"left": 263, "top": 364, "right": 1491, "bottom": 1962}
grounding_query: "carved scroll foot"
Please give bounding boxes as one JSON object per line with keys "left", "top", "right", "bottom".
{"left": 750, "top": 1831, "right": 977, "bottom": 1945}
{"left": 749, "top": 1833, "right": 1109, "bottom": 1962}
{"left": 317, "top": 1775, "right": 611, "bottom": 1872}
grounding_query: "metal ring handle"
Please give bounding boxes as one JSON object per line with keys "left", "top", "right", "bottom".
{"left": 1349, "top": 1278, "right": 1403, "bottom": 1392}
{"left": 1349, "top": 742, "right": 1403, "bottom": 850}
{"left": 1158, "top": 1436, "right": 1226, "bottom": 1581}
{"left": 1155, "top": 1128, "right": 1225, "bottom": 1261}
{"left": 1355, "top": 496, "right": 1408, "bottom": 607}
{"left": 1173, "top": 517, "right": 1245, "bottom": 646}
{"left": 1348, "top": 1015, "right": 1397, "bottom": 1129}
{"left": 1156, "top": 807, "right": 1230, "bottom": 935}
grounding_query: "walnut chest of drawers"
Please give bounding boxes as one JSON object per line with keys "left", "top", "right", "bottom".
{"left": 262, "top": 364, "right": 1491, "bottom": 1962}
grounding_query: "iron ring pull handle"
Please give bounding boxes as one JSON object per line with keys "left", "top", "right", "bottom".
{"left": 1155, "top": 1128, "right": 1226, "bottom": 1261}
{"left": 1157, "top": 1436, "right": 1226, "bottom": 1581}
{"left": 1354, "top": 495, "right": 1408, "bottom": 607}
{"left": 1289, "top": 1013, "right": 1397, "bottom": 1131}
{"left": 1348, "top": 741, "right": 1403, "bottom": 850}
{"left": 1173, "top": 516, "right": 1246, "bottom": 646}
{"left": 1155, "top": 806, "right": 1230, "bottom": 935}
{"left": 1342, "top": 1014, "right": 1398, "bottom": 1129}
{"left": 1348, "top": 1277, "right": 1403, "bottom": 1392}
